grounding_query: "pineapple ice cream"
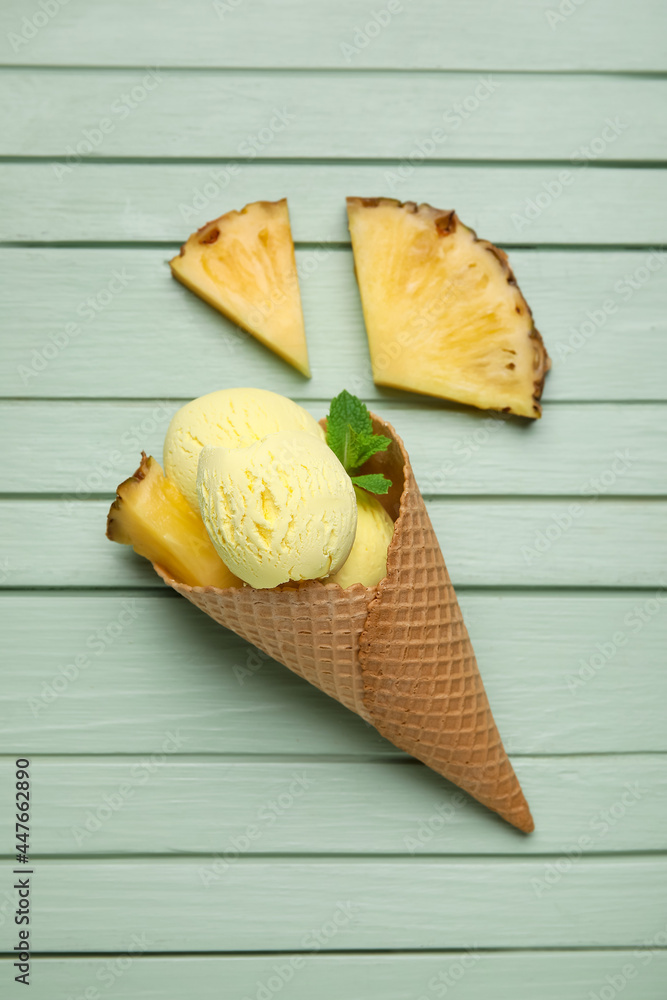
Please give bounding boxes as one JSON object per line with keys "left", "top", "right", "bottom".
{"left": 111, "top": 387, "right": 394, "bottom": 591}
{"left": 164, "top": 387, "right": 324, "bottom": 510}
{"left": 330, "top": 488, "right": 394, "bottom": 589}
{"left": 197, "top": 431, "right": 357, "bottom": 589}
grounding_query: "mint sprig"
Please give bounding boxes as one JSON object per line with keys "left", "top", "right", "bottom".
{"left": 326, "top": 390, "right": 392, "bottom": 495}
{"left": 350, "top": 473, "right": 391, "bottom": 495}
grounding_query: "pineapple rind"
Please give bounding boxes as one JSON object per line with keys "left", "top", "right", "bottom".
{"left": 170, "top": 199, "right": 310, "bottom": 377}
{"left": 347, "top": 197, "right": 550, "bottom": 418}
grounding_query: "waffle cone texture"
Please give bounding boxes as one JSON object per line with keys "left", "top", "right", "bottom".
{"left": 154, "top": 415, "right": 534, "bottom": 833}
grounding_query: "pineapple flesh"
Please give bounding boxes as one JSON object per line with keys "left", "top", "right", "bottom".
{"left": 107, "top": 453, "right": 240, "bottom": 589}
{"left": 347, "top": 197, "right": 550, "bottom": 418}
{"left": 170, "top": 198, "right": 310, "bottom": 377}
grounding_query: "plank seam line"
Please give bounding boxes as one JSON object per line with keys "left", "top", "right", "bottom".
{"left": 2, "top": 156, "right": 667, "bottom": 170}
{"left": 1, "top": 946, "right": 667, "bottom": 958}
{"left": 2, "top": 852, "right": 664, "bottom": 862}
{"left": 1, "top": 242, "right": 665, "bottom": 253}
{"left": 1, "top": 65, "right": 667, "bottom": 77}
{"left": 1, "top": 750, "right": 665, "bottom": 760}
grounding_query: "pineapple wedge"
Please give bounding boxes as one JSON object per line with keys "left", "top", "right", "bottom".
{"left": 170, "top": 199, "right": 310, "bottom": 376}
{"left": 107, "top": 453, "right": 240, "bottom": 589}
{"left": 347, "top": 197, "right": 550, "bottom": 418}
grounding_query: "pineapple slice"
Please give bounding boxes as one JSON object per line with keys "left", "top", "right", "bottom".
{"left": 107, "top": 453, "right": 240, "bottom": 589}
{"left": 170, "top": 199, "right": 310, "bottom": 376}
{"left": 347, "top": 197, "right": 550, "bottom": 418}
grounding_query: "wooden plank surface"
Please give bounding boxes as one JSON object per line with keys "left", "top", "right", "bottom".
{"left": 2, "top": 497, "right": 665, "bottom": 588}
{"left": 7, "top": 953, "right": 667, "bottom": 1000}
{"left": 16, "top": 857, "right": 667, "bottom": 950}
{"left": 1, "top": 70, "right": 663, "bottom": 161}
{"left": 0, "top": 0, "right": 664, "bottom": 71}
{"left": 2, "top": 0, "right": 666, "bottom": 988}
{"left": 3, "top": 594, "right": 666, "bottom": 755}
{"left": 2, "top": 401, "right": 665, "bottom": 496}
{"left": 2, "top": 164, "right": 666, "bottom": 246}
{"left": 3, "top": 248, "right": 667, "bottom": 401}
{"left": 0, "top": 755, "right": 663, "bottom": 856}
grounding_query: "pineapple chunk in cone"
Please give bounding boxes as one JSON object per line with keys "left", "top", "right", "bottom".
{"left": 170, "top": 198, "right": 310, "bottom": 376}
{"left": 347, "top": 197, "right": 550, "bottom": 418}
{"left": 107, "top": 453, "right": 240, "bottom": 590}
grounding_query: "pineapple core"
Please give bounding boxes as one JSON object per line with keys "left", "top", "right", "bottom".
{"left": 107, "top": 453, "right": 240, "bottom": 589}
{"left": 347, "top": 197, "right": 550, "bottom": 418}
{"left": 170, "top": 198, "right": 310, "bottom": 377}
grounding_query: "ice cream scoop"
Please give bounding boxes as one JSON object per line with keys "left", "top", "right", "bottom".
{"left": 197, "top": 431, "right": 357, "bottom": 589}
{"left": 164, "top": 387, "right": 324, "bottom": 510}
{"left": 330, "top": 489, "right": 394, "bottom": 589}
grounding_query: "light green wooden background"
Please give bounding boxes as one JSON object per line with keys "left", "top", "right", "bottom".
{"left": 1, "top": 1, "right": 667, "bottom": 996}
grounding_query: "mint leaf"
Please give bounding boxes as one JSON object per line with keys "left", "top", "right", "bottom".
{"left": 326, "top": 390, "right": 373, "bottom": 464}
{"left": 326, "top": 390, "right": 393, "bottom": 496}
{"left": 351, "top": 473, "right": 391, "bottom": 495}
{"left": 330, "top": 389, "right": 373, "bottom": 437}
{"left": 350, "top": 432, "right": 392, "bottom": 469}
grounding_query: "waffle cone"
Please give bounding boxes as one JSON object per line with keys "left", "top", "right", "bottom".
{"left": 154, "top": 415, "right": 533, "bottom": 832}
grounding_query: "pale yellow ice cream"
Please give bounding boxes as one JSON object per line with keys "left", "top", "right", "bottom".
{"left": 197, "top": 431, "right": 357, "bottom": 589}
{"left": 164, "top": 387, "right": 324, "bottom": 510}
{"left": 330, "top": 489, "right": 394, "bottom": 589}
